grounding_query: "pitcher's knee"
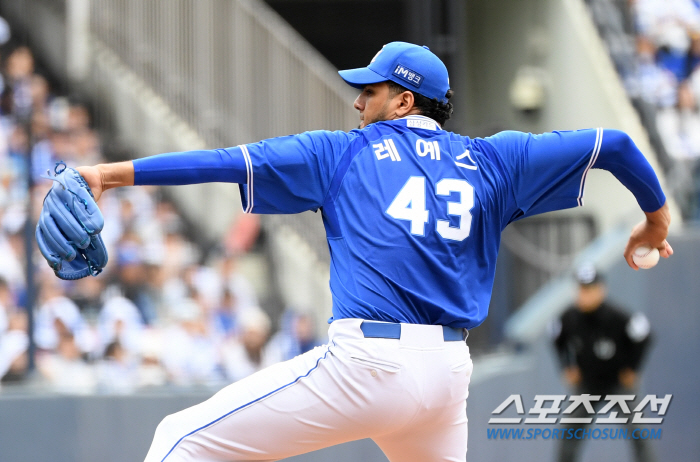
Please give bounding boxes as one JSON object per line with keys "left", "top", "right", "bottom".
{"left": 144, "top": 412, "right": 194, "bottom": 462}
{"left": 153, "top": 412, "right": 187, "bottom": 446}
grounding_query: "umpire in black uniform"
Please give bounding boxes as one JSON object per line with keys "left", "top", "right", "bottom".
{"left": 552, "top": 264, "right": 654, "bottom": 462}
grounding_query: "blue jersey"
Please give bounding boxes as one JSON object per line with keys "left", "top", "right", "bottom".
{"left": 237, "top": 115, "right": 622, "bottom": 329}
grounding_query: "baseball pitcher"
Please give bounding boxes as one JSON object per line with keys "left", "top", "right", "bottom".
{"left": 36, "top": 42, "right": 672, "bottom": 461}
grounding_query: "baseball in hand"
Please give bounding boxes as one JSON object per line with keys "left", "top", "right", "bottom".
{"left": 632, "top": 245, "right": 660, "bottom": 269}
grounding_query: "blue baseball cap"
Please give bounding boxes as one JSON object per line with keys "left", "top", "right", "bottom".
{"left": 338, "top": 42, "right": 451, "bottom": 103}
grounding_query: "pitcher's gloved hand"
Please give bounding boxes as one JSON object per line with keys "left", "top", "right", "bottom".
{"left": 36, "top": 162, "right": 108, "bottom": 280}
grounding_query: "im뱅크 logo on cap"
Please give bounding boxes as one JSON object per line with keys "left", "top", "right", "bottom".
{"left": 393, "top": 63, "right": 423, "bottom": 88}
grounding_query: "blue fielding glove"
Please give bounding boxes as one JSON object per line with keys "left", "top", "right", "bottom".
{"left": 36, "top": 162, "right": 108, "bottom": 280}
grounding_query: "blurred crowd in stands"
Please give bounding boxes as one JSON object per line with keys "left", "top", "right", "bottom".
{"left": 623, "top": 0, "right": 700, "bottom": 160}
{"left": 0, "top": 35, "right": 321, "bottom": 394}
{"left": 587, "top": 0, "right": 700, "bottom": 217}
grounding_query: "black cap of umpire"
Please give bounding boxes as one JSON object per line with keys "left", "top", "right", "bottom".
{"left": 575, "top": 263, "right": 603, "bottom": 286}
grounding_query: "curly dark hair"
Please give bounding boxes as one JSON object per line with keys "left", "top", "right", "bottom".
{"left": 386, "top": 81, "right": 454, "bottom": 126}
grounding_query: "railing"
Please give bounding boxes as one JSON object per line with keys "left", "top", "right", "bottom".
{"left": 89, "top": 0, "right": 358, "bottom": 147}
{"left": 88, "top": 0, "right": 357, "bottom": 269}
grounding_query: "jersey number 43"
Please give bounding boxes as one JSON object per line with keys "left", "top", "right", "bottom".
{"left": 386, "top": 176, "right": 474, "bottom": 242}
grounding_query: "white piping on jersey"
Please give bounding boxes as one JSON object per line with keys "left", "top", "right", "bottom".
{"left": 577, "top": 127, "right": 603, "bottom": 207}
{"left": 240, "top": 145, "right": 254, "bottom": 213}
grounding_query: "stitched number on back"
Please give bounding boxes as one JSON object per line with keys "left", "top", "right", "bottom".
{"left": 436, "top": 179, "right": 474, "bottom": 241}
{"left": 386, "top": 176, "right": 429, "bottom": 236}
{"left": 387, "top": 177, "right": 474, "bottom": 242}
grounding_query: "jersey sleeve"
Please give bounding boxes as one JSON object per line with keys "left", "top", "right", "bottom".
{"left": 239, "top": 130, "right": 356, "bottom": 214}
{"left": 483, "top": 128, "right": 666, "bottom": 222}
{"left": 483, "top": 129, "right": 602, "bottom": 221}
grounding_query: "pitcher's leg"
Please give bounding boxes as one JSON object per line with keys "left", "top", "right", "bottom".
{"left": 374, "top": 402, "right": 468, "bottom": 462}
{"left": 373, "top": 340, "right": 472, "bottom": 462}
{"left": 144, "top": 345, "right": 360, "bottom": 462}
{"left": 144, "top": 336, "right": 416, "bottom": 462}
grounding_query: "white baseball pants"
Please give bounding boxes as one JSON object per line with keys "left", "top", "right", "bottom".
{"left": 144, "top": 318, "right": 473, "bottom": 462}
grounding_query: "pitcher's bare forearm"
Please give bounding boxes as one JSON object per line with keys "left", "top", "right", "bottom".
{"left": 644, "top": 202, "right": 671, "bottom": 235}
{"left": 100, "top": 161, "right": 135, "bottom": 190}
{"left": 77, "top": 162, "right": 134, "bottom": 202}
